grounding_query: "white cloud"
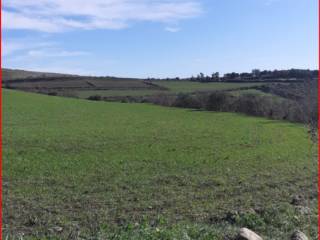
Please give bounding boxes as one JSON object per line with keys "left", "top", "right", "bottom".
{"left": 3, "top": 41, "right": 24, "bottom": 57}
{"left": 165, "top": 26, "right": 181, "bottom": 32}
{"left": 3, "top": 37, "right": 105, "bottom": 76}
{"left": 3, "top": 0, "right": 202, "bottom": 32}
{"left": 3, "top": 11, "right": 62, "bottom": 32}
{"left": 3, "top": 37, "right": 90, "bottom": 67}
{"left": 27, "top": 50, "right": 90, "bottom": 58}
{"left": 2, "top": 38, "right": 56, "bottom": 56}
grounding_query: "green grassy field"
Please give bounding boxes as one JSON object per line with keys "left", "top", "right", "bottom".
{"left": 152, "top": 81, "right": 265, "bottom": 93}
{"left": 73, "top": 89, "right": 166, "bottom": 98}
{"left": 228, "top": 89, "right": 273, "bottom": 97}
{"left": 71, "top": 82, "right": 266, "bottom": 98}
{"left": 3, "top": 89, "right": 317, "bottom": 239}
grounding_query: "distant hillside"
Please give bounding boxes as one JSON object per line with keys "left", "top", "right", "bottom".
{"left": 2, "top": 68, "right": 167, "bottom": 96}
{"left": 2, "top": 68, "right": 74, "bottom": 81}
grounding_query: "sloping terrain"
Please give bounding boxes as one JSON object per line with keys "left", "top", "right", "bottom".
{"left": 3, "top": 89, "right": 317, "bottom": 239}
{"left": 2, "top": 68, "right": 72, "bottom": 81}
{"left": 3, "top": 68, "right": 167, "bottom": 95}
{"left": 2, "top": 69, "right": 268, "bottom": 99}
{"left": 4, "top": 76, "right": 165, "bottom": 91}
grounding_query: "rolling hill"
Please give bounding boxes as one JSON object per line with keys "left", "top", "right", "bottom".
{"left": 2, "top": 69, "right": 267, "bottom": 99}
{"left": 2, "top": 68, "right": 74, "bottom": 81}
{"left": 3, "top": 89, "right": 317, "bottom": 239}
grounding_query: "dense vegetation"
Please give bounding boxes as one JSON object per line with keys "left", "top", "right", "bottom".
{"left": 151, "top": 82, "right": 317, "bottom": 126}
{"left": 4, "top": 69, "right": 317, "bottom": 129}
{"left": 3, "top": 89, "right": 317, "bottom": 239}
{"left": 148, "top": 69, "right": 318, "bottom": 82}
{"left": 85, "top": 80, "right": 317, "bottom": 133}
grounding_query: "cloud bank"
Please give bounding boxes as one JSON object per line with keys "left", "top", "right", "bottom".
{"left": 4, "top": 0, "right": 202, "bottom": 32}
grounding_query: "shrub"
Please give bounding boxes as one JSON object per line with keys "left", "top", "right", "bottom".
{"left": 48, "top": 92, "right": 58, "bottom": 96}
{"left": 147, "top": 94, "right": 177, "bottom": 107}
{"left": 206, "top": 92, "right": 228, "bottom": 111}
{"left": 88, "top": 95, "right": 102, "bottom": 101}
{"left": 173, "top": 93, "right": 202, "bottom": 109}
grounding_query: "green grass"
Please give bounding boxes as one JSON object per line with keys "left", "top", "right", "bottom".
{"left": 153, "top": 81, "right": 265, "bottom": 93}
{"left": 229, "top": 89, "right": 274, "bottom": 97}
{"left": 74, "top": 89, "right": 166, "bottom": 98}
{"left": 3, "top": 89, "right": 317, "bottom": 239}
{"left": 72, "top": 82, "right": 266, "bottom": 98}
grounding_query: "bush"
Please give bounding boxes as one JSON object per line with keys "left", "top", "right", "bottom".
{"left": 206, "top": 92, "right": 228, "bottom": 111}
{"left": 141, "top": 85, "right": 317, "bottom": 128}
{"left": 147, "top": 94, "right": 177, "bottom": 107}
{"left": 173, "top": 93, "right": 202, "bottom": 109}
{"left": 88, "top": 95, "right": 102, "bottom": 101}
{"left": 48, "top": 92, "right": 58, "bottom": 96}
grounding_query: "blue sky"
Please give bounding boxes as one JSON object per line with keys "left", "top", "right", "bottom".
{"left": 3, "top": 0, "right": 318, "bottom": 78}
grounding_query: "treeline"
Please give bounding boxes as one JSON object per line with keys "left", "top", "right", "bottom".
{"left": 147, "top": 69, "right": 318, "bottom": 83}
{"left": 88, "top": 90, "right": 317, "bottom": 129}
{"left": 148, "top": 92, "right": 316, "bottom": 126}
{"left": 88, "top": 82, "right": 317, "bottom": 133}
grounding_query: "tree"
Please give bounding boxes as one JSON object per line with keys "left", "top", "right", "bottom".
{"left": 211, "top": 72, "right": 219, "bottom": 81}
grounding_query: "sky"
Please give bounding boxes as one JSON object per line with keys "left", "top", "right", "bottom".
{"left": 3, "top": 0, "right": 318, "bottom": 78}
